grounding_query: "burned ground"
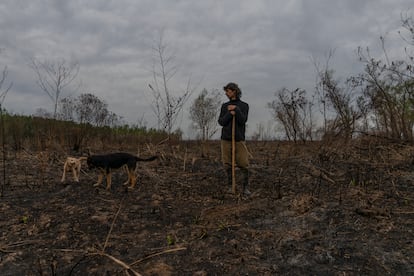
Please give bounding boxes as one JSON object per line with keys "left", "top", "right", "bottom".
{"left": 0, "top": 139, "right": 413, "bottom": 275}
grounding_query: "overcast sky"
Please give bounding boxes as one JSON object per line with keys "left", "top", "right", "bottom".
{"left": 0, "top": 0, "right": 412, "bottom": 139}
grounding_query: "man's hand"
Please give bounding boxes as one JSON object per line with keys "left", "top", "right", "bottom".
{"left": 228, "top": 105, "right": 236, "bottom": 115}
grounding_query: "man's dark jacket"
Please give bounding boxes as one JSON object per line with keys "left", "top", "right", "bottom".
{"left": 218, "top": 99, "right": 249, "bottom": 141}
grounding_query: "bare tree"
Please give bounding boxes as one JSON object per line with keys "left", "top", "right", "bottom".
{"left": 148, "top": 31, "right": 195, "bottom": 137}
{"left": 400, "top": 12, "right": 414, "bottom": 49}
{"left": 29, "top": 58, "right": 79, "bottom": 119}
{"left": 189, "top": 88, "right": 221, "bottom": 141}
{"left": 350, "top": 35, "right": 414, "bottom": 140}
{"left": 0, "top": 66, "right": 12, "bottom": 104}
{"left": 268, "top": 88, "right": 314, "bottom": 142}
{"left": 0, "top": 57, "right": 12, "bottom": 197}
{"left": 59, "top": 93, "right": 122, "bottom": 127}
{"left": 58, "top": 93, "right": 122, "bottom": 151}
{"left": 58, "top": 97, "right": 75, "bottom": 121}
{"left": 0, "top": 49, "right": 12, "bottom": 103}
{"left": 313, "top": 52, "right": 361, "bottom": 140}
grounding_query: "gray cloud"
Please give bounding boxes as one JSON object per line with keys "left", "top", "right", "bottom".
{"left": 0, "top": 0, "right": 412, "bottom": 138}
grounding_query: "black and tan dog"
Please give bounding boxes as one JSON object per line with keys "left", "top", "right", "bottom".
{"left": 87, "top": 152, "right": 157, "bottom": 190}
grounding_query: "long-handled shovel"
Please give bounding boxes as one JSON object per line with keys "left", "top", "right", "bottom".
{"left": 231, "top": 115, "right": 236, "bottom": 194}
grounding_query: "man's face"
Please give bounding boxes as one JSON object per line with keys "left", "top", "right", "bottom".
{"left": 225, "top": 89, "right": 237, "bottom": 100}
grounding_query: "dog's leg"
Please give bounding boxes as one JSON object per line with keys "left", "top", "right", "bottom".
{"left": 122, "top": 165, "right": 130, "bottom": 186}
{"left": 72, "top": 166, "right": 79, "bottom": 182}
{"left": 94, "top": 173, "right": 104, "bottom": 187}
{"left": 75, "top": 163, "right": 81, "bottom": 182}
{"left": 61, "top": 162, "right": 68, "bottom": 182}
{"left": 128, "top": 169, "right": 137, "bottom": 189}
{"left": 106, "top": 171, "right": 112, "bottom": 190}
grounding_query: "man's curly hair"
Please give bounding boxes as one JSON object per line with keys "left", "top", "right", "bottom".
{"left": 223, "top": 82, "right": 242, "bottom": 99}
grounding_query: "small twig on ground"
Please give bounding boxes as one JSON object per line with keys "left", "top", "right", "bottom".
{"left": 0, "top": 239, "right": 42, "bottom": 252}
{"left": 103, "top": 197, "right": 124, "bottom": 252}
{"left": 59, "top": 249, "right": 143, "bottom": 275}
{"left": 129, "top": 247, "right": 187, "bottom": 266}
{"left": 95, "top": 252, "right": 142, "bottom": 276}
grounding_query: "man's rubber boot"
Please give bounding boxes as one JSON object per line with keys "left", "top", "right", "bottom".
{"left": 241, "top": 168, "right": 251, "bottom": 196}
{"left": 226, "top": 168, "right": 233, "bottom": 193}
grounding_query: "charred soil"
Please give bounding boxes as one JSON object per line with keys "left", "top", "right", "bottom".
{"left": 0, "top": 139, "right": 413, "bottom": 275}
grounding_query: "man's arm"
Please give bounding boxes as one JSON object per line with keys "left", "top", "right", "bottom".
{"left": 234, "top": 103, "right": 248, "bottom": 124}
{"left": 218, "top": 104, "right": 233, "bottom": 126}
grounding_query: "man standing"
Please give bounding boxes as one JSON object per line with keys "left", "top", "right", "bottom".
{"left": 218, "top": 82, "right": 250, "bottom": 196}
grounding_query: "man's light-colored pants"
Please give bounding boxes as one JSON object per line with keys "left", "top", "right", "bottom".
{"left": 221, "top": 140, "right": 249, "bottom": 169}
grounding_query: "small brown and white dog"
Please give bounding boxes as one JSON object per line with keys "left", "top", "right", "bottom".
{"left": 61, "top": 156, "right": 88, "bottom": 182}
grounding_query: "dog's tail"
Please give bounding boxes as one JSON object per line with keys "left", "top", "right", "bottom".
{"left": 135, "top": 156, "right": 158, "bottom": 162}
